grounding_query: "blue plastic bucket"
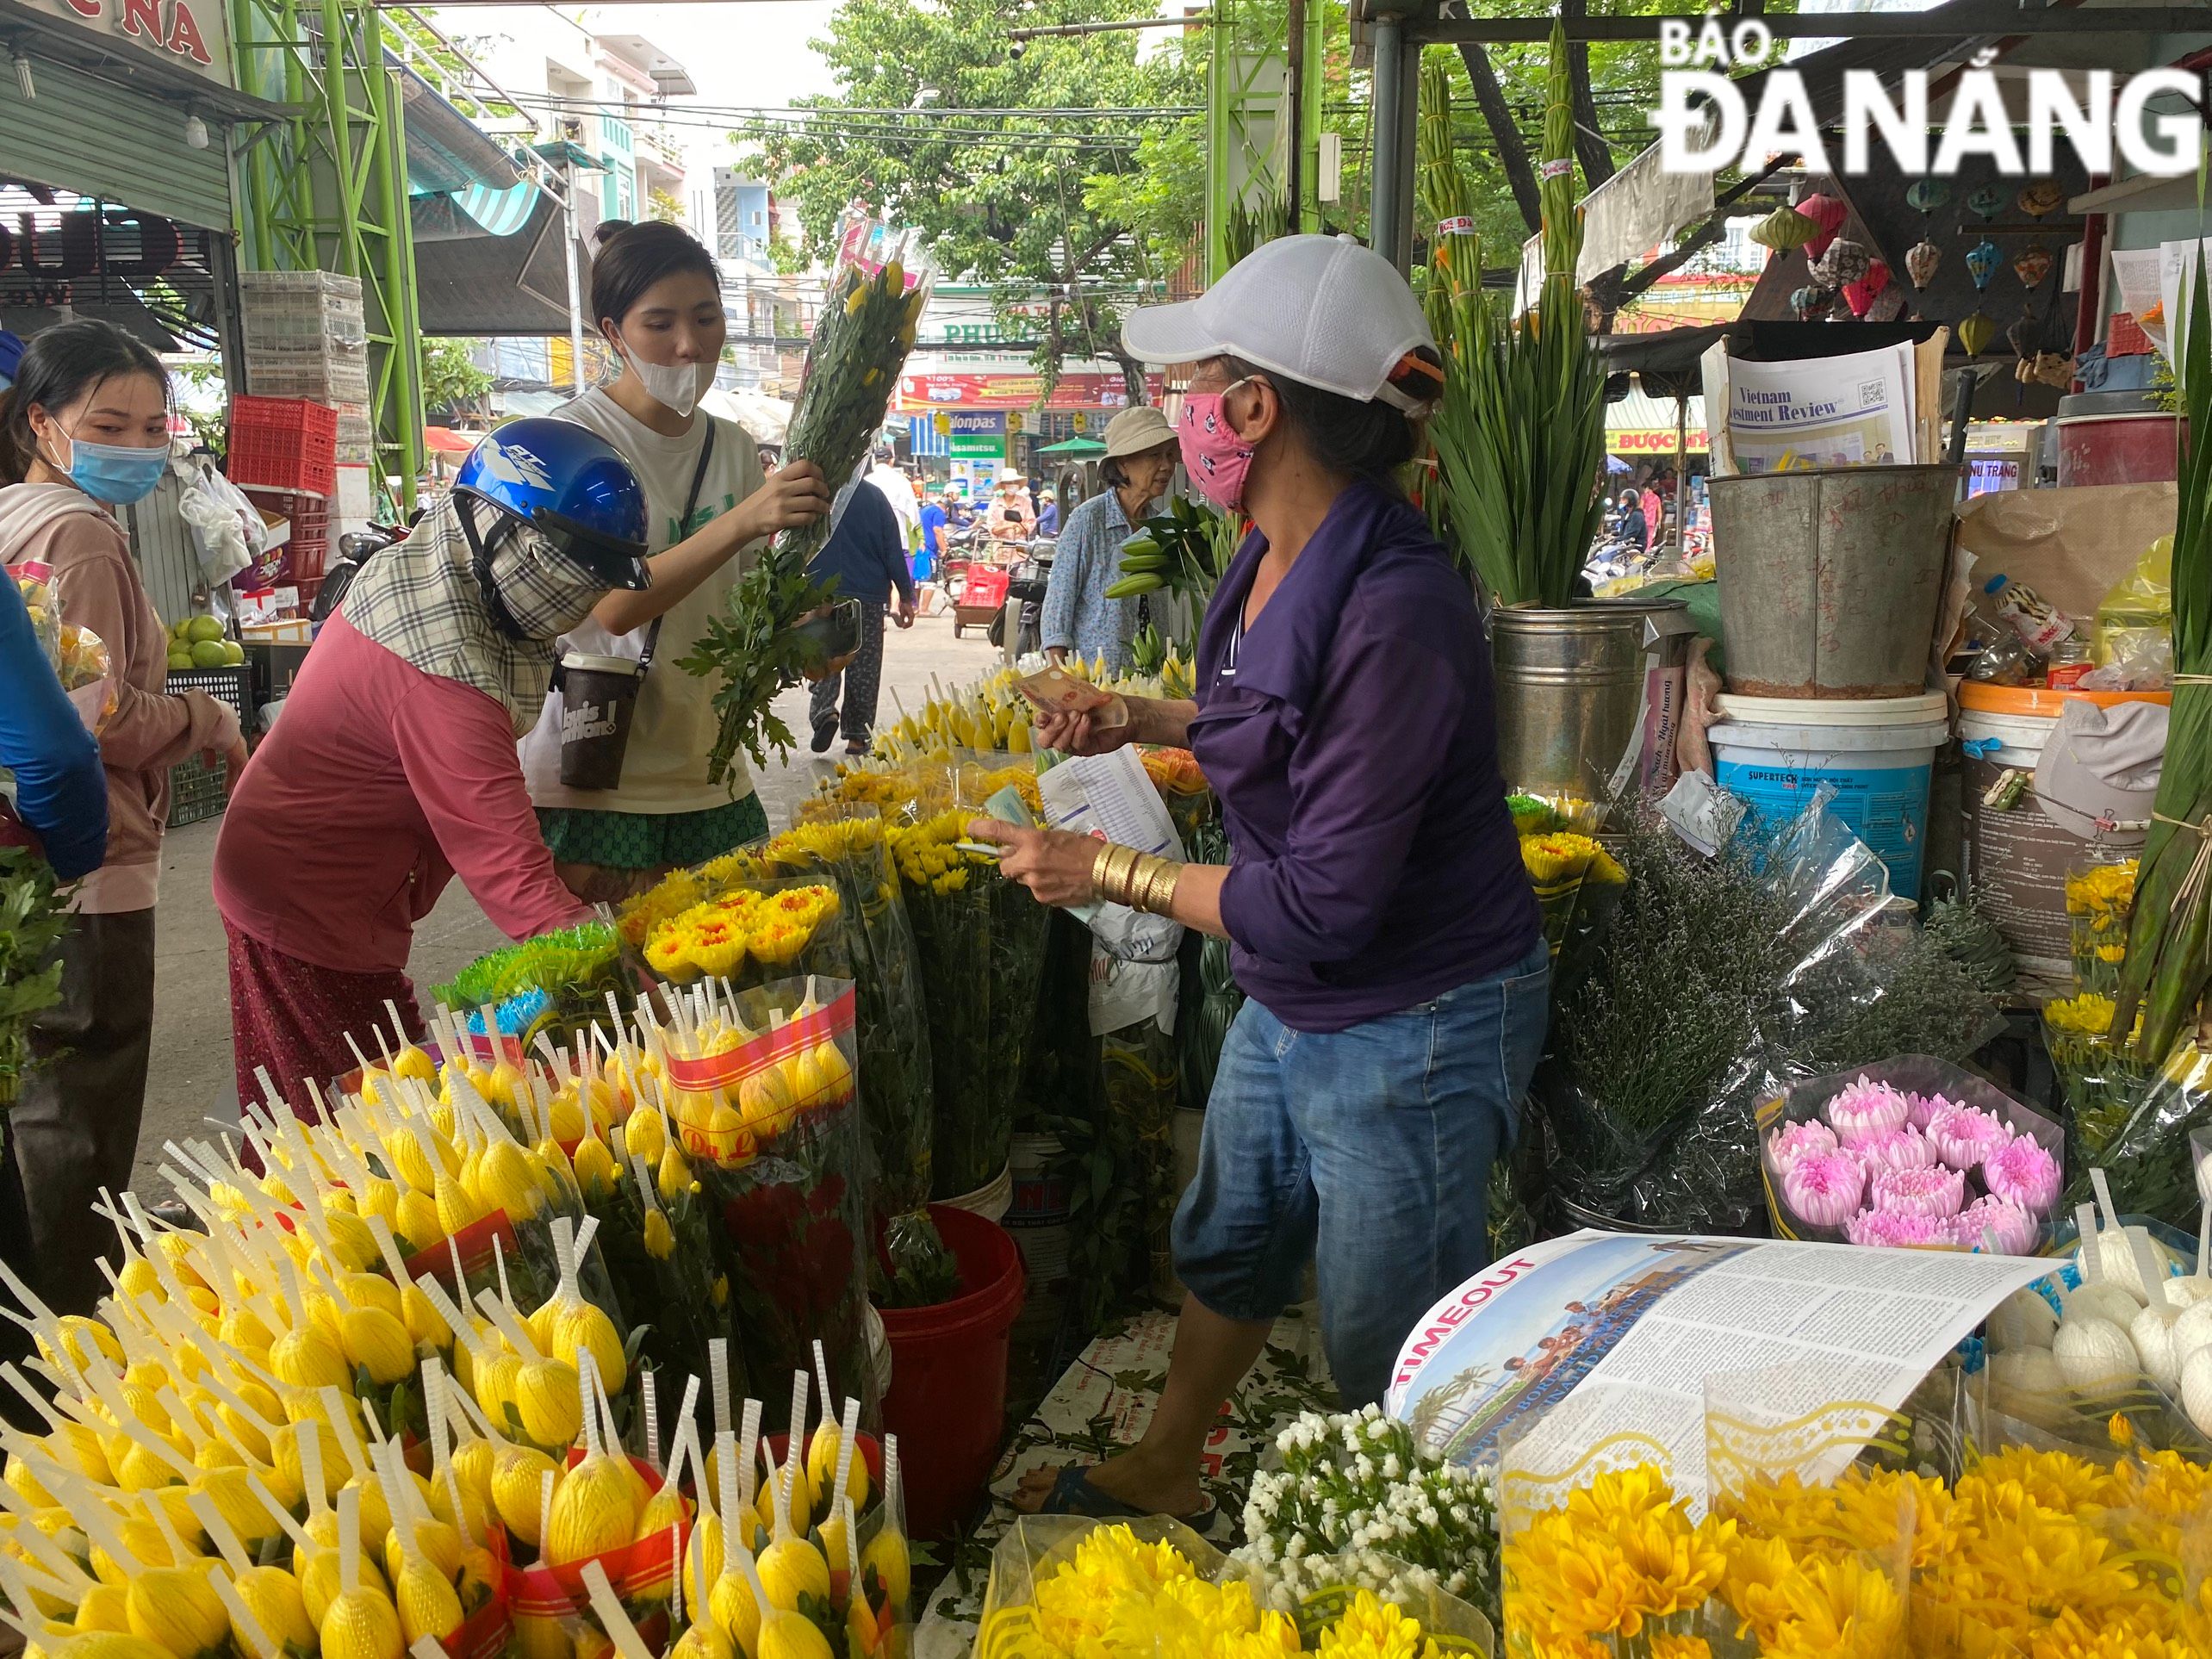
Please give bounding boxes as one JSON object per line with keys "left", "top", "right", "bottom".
{"left": 1708, "top": 693, "right": 1951, "bottom": 900}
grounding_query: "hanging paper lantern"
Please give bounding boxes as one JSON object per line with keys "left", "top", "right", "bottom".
{"left": 1965, "top": 238, "right": 2001, "bottom": 291}
{"left": 1867, "top": 289, "right": 1907, "bottom": 324}
{"left": 1905, "top": 239, "right": 1942, "bottom": 289}
{"left": 2012, "top": 245, "right": 2053, "bottom": 290}
{"left": 1843, "top": 259, "right": 1892, "bottom": 318}
{"left": 2018, "top": 180, "right": 2066, "bottom": 219}
{"left": 1959, "top": 312, "right": 1997, "bottom": 357}
{"left": 1905, "top": 179, "right": 1952, "bottom": 217}
{"left": 1968, "top": 185, "right": 2007, "bottom": 221}
{"left": 2008, "top": 314, "right": 2041, "bottom": 360}
{"left": 1810, "top": 236, "right": 1871, "bottom": 289}
{"left": 1793, "top": 192, "right": 1849, "bottom": 258}
{"left": 1749, "top": 206, "right": 1820, "bottom": 252}
{"left": 1791, "top": 285, "right": 1835, "bottom": 321}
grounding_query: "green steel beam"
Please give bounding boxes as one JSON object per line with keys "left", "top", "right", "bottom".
{"left": 1203, "top": 0, "right": 1328, "bottom": 281}
{"left": 230, "top": 0, "right": 424, "bottom": 509}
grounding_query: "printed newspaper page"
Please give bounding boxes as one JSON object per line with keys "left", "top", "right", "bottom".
{"left": 1385, "top": 1230, "right": 2049, "bottom": 1510}
{"left": 1724, "top": 343, "right": 1918, "bottom": 474}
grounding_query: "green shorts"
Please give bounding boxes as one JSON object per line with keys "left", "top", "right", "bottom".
{"left": 536, "top": 793, "right": 769, "bottom": 873}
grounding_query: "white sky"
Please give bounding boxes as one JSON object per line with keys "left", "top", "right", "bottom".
{"left": 591, "top": 1, "right": 843, "bottom": 177}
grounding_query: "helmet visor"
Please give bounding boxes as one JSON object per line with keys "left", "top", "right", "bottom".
{"left": 531, "top": 508, "right": 651, "bottom": 591}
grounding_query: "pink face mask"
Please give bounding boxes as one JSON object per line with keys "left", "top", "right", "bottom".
{"left": 1177, "top": 382, "right": 1255, "bottom": 510}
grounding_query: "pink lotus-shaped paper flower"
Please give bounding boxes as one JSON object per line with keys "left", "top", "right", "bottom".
{"left": 1854, "top": 1125, "right": 1937, "bottom": 1177}
{"left": 1847, "top": 1208, "right": 1958, "bottom": 1248}
{"left": 1904, "top": 1090, "right": 1945, "bottom": 1131}
{"left": 1826, "top": 1075, "right": 1912, "bottom": 1145}
{"left": 1783, "top": 1151, "right": 1866, "bottom": 1227}
{"left": 1926, "top": 1103, "right": 2011, "bottom": 1171}
{"left": 1982, "top": 1135, "right": 2061, "bottom": 1214}
{"left": 1872, "top": 1165, "right": 1967, "bottom": 1219}
{"left": 1767, "top": 1118, "right": 1841, "bottom": 1172}
{"left": 1953, "top": 1195, "right": 2039, "bottom": 1255}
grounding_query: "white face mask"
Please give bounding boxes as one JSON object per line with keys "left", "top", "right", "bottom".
{"left": 616, "top": 337, "right": 712, "bottom": 418}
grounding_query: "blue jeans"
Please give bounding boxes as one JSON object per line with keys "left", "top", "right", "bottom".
{"left": 1170, "top": 940, "right": 1551, "bottom": 1407}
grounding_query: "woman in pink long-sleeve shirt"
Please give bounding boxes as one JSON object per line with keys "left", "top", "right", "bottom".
{"left": 214, "top": 424, "right": 649, "bottom": 1113}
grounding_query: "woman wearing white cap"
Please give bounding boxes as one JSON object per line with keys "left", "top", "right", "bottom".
{"left": 1040, "top": 404, "right": 1177, "bottom": 674}
{"left": 972, "top": 235, "right": 1547, "bottom": 1524}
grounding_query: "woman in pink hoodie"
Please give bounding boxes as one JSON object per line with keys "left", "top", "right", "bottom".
{"left": 0, "top": 320, "right": 245, "bottom": 1320}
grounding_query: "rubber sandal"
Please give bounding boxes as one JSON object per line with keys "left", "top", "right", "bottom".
{"left": 1031, "top": 1464, "right": 1216, "bottom": 1532}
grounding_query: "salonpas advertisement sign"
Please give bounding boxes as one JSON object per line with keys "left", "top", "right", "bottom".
{"left": 1653, "top": 24, "right": 2204, "bottom": 177}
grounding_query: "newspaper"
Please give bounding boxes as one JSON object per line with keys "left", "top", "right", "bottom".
{"left": 1035, "top": 747, "right": 1185, "bottom": 976}
{"left": 1386, "top": 1229, "right": 2050, "bottom": 1510}
{"left": 1724, "top": 342, "right": 1919, "bottom": 474}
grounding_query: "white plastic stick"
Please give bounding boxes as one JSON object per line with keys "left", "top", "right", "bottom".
{"left": 710, "top": 1339, "right": 731, "bottom": 1437}
{"left": 581, "top": 1560, "right": 657, "bottom": 1659}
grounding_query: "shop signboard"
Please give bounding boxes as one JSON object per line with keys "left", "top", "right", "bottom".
{"left": 1607, "top": 425, "right": 1710, "bottom": 456}
{"left": 36, "top": 0, "right": 233, "bottom": 83}
{"left": 897, "top": 369, "right": 1159, "bottom": 413}
{"left": 945, "top": 409, "right": 1005, "bottom": 458}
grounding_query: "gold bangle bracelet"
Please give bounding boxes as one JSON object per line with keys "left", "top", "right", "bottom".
{"left": 1097, "top": 843, "right": 1140, "bottom": 904}
{"left": 1090, "top": 840, "right": 1119, "bottom": 898}
{"left": 1122, "top": 853, "right": 1161, "bottom": 910}
{"left": 1135, "top": 859, "right": 1180, "bottom": 915}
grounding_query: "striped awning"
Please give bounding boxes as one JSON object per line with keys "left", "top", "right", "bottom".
{"left": 908, "top": 415, "right": 948, "bottom": 457}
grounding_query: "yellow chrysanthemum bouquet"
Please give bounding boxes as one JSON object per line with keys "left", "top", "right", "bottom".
{"left": 2067, "top": 855, "right": 2139, "bottom": 997}
{"left": 2042, "top": 988, "right": 2153, "bottom": 1162}
{"left": 977, "top": 1519, "right": 1491, "bottom": 1659}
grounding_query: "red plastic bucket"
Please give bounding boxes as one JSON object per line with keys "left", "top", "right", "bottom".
{"left": 876, "top": 1202, "right": 1025, "bottom": 1539}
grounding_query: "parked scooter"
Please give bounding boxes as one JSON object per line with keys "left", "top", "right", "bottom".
{"left": 997, "top": 535, "right": 1056, "bottom": 658}
{"left": 311, "top": 520, "right": 408, "bottom": 627}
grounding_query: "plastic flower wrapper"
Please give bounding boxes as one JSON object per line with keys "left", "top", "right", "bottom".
{"left": 2044, "top": 989, "right": 2153, "bottom": 1164}
{"left": 1232, "top": 1405, "right": 1500, "bottom": 1631}
{"left": 873, "top": 1205, "right": 960, "bottom": 1309}
{"left": 579, "top": 1117, "right": 726, "bottom": 1395}
{"left": 757, "top": 805, "right": 935, "bottom": 1227}
{"left": 1756, "top": 1056, "right": 2064, "bottom": 1251}
{"left": 1546, "top": 788, "right": 2001, "bottom": 1233}
{"left": 2068, "top": 853, "right": 2138, "bottom": 996}
{"left": 15, "top": 561, "right": 115, "bottom": 732}
{"left": 2058, "top": 1030, "right": 2212, "bottom": 1227}
{"left": 976, "top": 1515, "right": 1305, "bottom": 1659}
{"left": 433, "top": 923, "right": 629, "bottom": 1045}
{"left": 1103, "top": 1010, "right": 1184, "bottom": 1301}
{"left": 634, "top": 868, "right": 852, "bottom": 994}
{"left": 652, "top": 972, "right": 877, "bottom": 1418}
{"left": 684, "top": 214, "right": 933, "bottom": 777}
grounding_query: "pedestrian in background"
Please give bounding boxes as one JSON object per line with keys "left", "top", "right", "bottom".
{"left": 1036, "top": 488, "right": 1060, "bottom": 537}
{"left": 1041, "top": 405, "right": 1176, "bottom": 674}
{"left": 809, "top": 478, "right": 916, "bottom": 755}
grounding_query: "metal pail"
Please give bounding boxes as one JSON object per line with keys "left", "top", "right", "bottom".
{"left": 1490, "top": 599, "right": 1693, "bottom": 807}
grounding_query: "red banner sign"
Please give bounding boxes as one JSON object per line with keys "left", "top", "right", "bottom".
{"left": 896, "top": 370, "right": 1160, "bottom": 413}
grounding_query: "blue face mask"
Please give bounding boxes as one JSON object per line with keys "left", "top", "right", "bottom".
{"left": 51, "top": 432, "right": 167, "bottom": 505}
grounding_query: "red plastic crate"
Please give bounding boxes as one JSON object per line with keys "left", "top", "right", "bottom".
{"left": 228, "top": 395, "right": 338, "bottom": 496}
{"left": 2109, "top": 312, "right": 2153, "bottom": 358}
{"left": 242, "top": 488, "right": 329, "bottom": 582}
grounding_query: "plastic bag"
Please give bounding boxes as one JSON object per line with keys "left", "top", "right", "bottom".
{"left": 2067, "top": 851, "right": 2138, "bottom": 996}
{"left": 1546, "top": 790, "right": 2004, "bottom": 1233}
{"left": 1758, "top": 1055, "right": 2065, "bottom": 1252}
{"left": 2094, "top": 531, "right": 2172, "bottom": 668}
{"left": 757, "top": 806, "right": 935, "bottom": 1227}
{"left": 656, "top": 973, "right": 877, "bottom": 1418}
{"left": 14, "top": 562, "right": 114, "bottom": 732}
{"left": 2061, "top": 1032, "right": 2212, "bottom": 1227}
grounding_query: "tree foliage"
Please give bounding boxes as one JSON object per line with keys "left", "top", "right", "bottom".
{"left": 423, "top": 338, "right": 493, "bottom": 419}
{"left": 745, "top": 0, "right": 1201, "bottom": 388}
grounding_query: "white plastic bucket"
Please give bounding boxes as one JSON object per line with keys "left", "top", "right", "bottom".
{"left": 1708, "top": 693, "right": 1951, "bottom": 900}
{"left": 939, "top": 1160, "right": 1012, "bottom": 1224}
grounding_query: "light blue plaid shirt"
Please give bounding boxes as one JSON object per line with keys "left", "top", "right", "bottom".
{"left": 1040, "top": 488, "right": 1160, "bottom": 673}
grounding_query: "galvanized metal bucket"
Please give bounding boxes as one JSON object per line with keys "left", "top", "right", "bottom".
{"left": 1490, "top": 599, "right": 1695, "bottom": 809}
{"left": 1708, "top": 463, "right": 1958, "bottom": 699}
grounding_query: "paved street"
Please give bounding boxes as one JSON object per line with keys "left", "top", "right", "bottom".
{"left": 134, "top": 611, "right": 1003, "bottom": 1191}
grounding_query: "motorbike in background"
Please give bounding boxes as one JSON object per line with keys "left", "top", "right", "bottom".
{"left": 997, "top": 536, "right": 1056, "bottom": 659}
{"left": 311, "top": 521, "right": 408, "bottom": 628}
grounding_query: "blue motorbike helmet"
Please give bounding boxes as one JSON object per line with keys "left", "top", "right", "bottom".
{"left": 452, "top": 417, "right": 650, "bottom": 591}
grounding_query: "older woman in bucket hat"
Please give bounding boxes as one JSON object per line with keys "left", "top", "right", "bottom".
{"left": 1040, "top": 404, "right": 1177, "bottom": 674}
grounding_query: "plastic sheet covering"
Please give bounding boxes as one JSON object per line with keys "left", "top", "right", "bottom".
{"left": 1542, "top": 789, "right": 2003, "bottom": 1233}
{"left": 2060, "top": 1032, "right": 2212, "bottom": 1227}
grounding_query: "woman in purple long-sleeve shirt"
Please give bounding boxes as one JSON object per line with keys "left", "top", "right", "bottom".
{"left": 975, "top": 236, "right": 1548, "bottom": 1525}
